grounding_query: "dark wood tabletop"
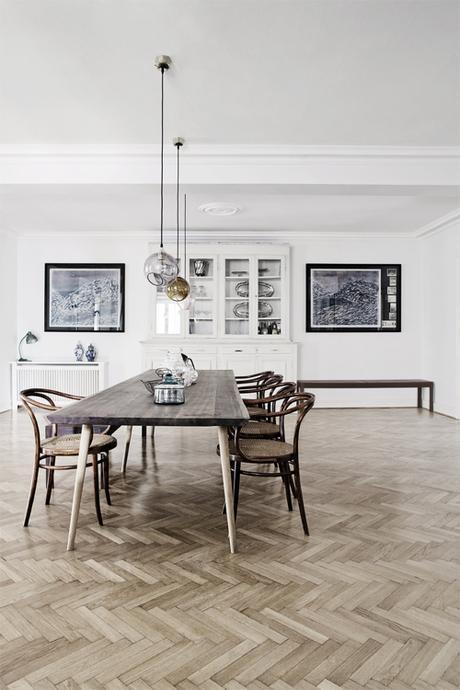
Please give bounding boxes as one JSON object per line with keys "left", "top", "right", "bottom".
{"left": 48, "top": 369, "right": 249, "bottom": 427}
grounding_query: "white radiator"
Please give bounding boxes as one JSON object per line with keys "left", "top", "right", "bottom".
{"left": 10, "top": 362, "right": 107, "bottom": 408}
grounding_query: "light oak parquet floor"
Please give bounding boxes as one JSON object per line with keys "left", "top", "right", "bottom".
{"left": 0, "top": 407, "right": 459, "bottom": 689}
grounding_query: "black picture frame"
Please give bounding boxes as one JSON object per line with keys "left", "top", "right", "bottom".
{"left": 44, "top": 263, "right": 125, "bottom": 332}
{"left": 306, "top": 263, "right": 401, "bottom": 333}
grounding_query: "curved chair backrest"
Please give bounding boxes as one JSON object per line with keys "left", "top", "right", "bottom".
{"left": 20, "top": 388, "right": 83, "bottom": 455}
{"left": 236, "top": 371, "right": 275, "bottom": 393}
{"left": 235, "top": 370, "right": 273, "bottom": 384}
{"left": 238, "top": 373, "right": 284, "bottom": 397}
{"left": 243, "top": 381, "right": 297, "bottom": 413}
{"left": 280, "top": 393, "right": 316, "bottom": 455}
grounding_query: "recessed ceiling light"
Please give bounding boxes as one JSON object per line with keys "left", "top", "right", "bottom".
{"left": 199, "top": 202, "right": 241, "bottom": 216}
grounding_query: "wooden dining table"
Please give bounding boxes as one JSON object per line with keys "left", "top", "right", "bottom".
{"left": 47, "top": 369, "right": 249, "bottom": 552}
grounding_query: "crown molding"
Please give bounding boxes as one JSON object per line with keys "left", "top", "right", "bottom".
{"left": 16, "top": 228, "right": 415, "bottom": 241}
{"left": 1, "top": 145, "right": 459, "bottom": 186}
{"left": 415, "top": 207, "right": 460, "bottom": 239}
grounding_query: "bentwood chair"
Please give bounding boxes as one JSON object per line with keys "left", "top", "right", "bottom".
{"left": 20, "top": 388, "right": 117, "bottom": 527}
{"left": 239, "top": 382, "right": 297, "bottom": 439}
{"left": 238, "top": 374, "right": 284, "bottom": 418}
{"left": 228, "top": 392, "right": 315, "bottom": 535}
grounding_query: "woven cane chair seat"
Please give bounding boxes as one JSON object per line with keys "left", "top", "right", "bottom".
{"left": 240, "top": 420, "right": 280, "bottom": 436}
{"left": 230, "top": 437, "right": 293, "bottom": 460}
{"left": 41, "top": 433, "right": 117, "bottom": 456}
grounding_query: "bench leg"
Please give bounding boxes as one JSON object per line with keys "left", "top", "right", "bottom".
{"left": 429, "top": 384, "right": 434, "bottom": 413}
{"left": 417, "top": 387, "right": 423, "bottom": 409}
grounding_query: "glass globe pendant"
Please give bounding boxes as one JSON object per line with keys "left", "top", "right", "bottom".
{"left": 166, "top": 275, "right": 190, "bottom": 301}
{"left": 144, "top": 249, "right": 178, "bottom": 287}
{"left": 166, "top": 140, "right": 190, "bottom": 302}
{"left": 145, "top": 55, "right": 178, "bottom": 287}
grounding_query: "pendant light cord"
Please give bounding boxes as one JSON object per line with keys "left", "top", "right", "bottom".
{"left": 176, "top": 142, "right": 180, "bottom": 263}
{"left": 184, "top": 193, "right": 187, "bottom": 279}
{"left": 160, "top": 66, "right": 165, "bottom": 248}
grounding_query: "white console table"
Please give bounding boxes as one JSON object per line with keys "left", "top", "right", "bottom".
{"left": 10, "top": 361, "right": 107, "bottom": 409}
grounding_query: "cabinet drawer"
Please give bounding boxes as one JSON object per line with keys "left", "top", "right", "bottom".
{"left": 256, "top": 346, "right": 292, "bottom": 355}
{"left": 220, "top": 345, "right": 257, "bottom": 355}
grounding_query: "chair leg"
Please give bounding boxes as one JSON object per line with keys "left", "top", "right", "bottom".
{"left": 141, "top": 426, "right": 147, "bottom": 439}
{"left": 223, "top": 460, "right": 234, "bottom": 515}
{"left": 281, "top": 462, "right": 293, "bottom": 512}
{"left": 103, "top": 454, "right": 112, "bottom": 506}
{"left": 92, "top": 455, "right": 104, "bottom": 526}
{"left": 45, "top": 457, "right": 56, "bottom": 505}
{"left": 24, "top": 457, "right": 40, "bottom": 527}
{"left": 233, "top": 461, "right": 241, "bottom": 519}
{"left": 121, "top": 425, "right": 133, "bottom": 474}
{"left": 293, "top": 461, "right": 309, "bottom": 536}
{"left": 288, "top": 474, "right": 297, "bottom": 499}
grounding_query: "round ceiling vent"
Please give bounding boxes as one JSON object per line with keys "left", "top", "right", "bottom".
{"left": 199, "top": 202, "right": 241, "bottom": 217}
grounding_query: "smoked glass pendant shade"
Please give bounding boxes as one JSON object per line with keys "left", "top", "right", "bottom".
{"left": 144, "top": 248, "right": 178, "bottom": 287}
{"left": 166, "top": 275, "right": 190, "bottom": 302}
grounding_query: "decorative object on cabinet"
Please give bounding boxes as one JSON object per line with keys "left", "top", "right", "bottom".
{"left": 85, "top": 344, "right": 97, "bottom": 362}
{"left": 258, "top": 302, "right": 273, "bottom": 318}
{"left": 144, "top": 56, "right": 179, "bottom": 287}
{"left": 17, "top": 331, "right": 38, "bottom": 362}
{"left": 45, "top": 263, "right": 125, "bottom": 332}
{"left": 236, "top": 280, "right": 274, "bottom": 298}
{"left": 74, "top": 342, "right": 84, "bottom": 362}
{"left": 233, "top": 302, "right": 249, "bottom": 318}
{"left": 194, "top": 260, "right": 209, "bottom": 277}
{"left": 166, "top": 138, "right": 191, "bottom": 303}
{"left": 306, "top": 263, "right": 401, "bottom": 332}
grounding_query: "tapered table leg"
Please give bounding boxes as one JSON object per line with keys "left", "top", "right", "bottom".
{"left": 121, "top": 425, "right": 133, "bottom": 473}
{"left": 67, "top": 423, "right": 93, "bottom": 551}
{"left": 218, "top": 426, "right": 237, "bottom": 554}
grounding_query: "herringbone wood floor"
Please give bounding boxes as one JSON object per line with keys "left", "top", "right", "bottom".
{"left": 1, "top": 407, "right": 459, "bottom": 689}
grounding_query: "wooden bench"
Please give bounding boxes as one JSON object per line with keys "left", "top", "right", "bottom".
{"left": 296, "top": 379, "right": 434, "bottom": 412}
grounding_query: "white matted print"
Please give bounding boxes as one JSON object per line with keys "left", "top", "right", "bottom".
{"left": 45, "top": 263, "right": 125, "bottom": 332}
{"left": 311, "top": 268, "right": 381, "bottom": 329}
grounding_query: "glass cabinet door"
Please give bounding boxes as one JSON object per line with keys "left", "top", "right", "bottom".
{"left": 187, "top": 256, "right": 216, "bottom": 336}
{"left": 257, "top": 258, "right": 283, "bottom": 336}
{"left": 224, "top": 258, "right": 250, "bottom": 335}
{"left": 154, "top": 287, "right": 182, "bottom": 335}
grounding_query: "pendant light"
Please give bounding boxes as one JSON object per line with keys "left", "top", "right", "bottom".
{"left": 178, "top": 194, "right": 195, "bottom": 313}
{"left": 144, "top": 55, "right": 179, "bottom": 287}
{"left": 166, "top": 138, "right": 191, "bottom": 302}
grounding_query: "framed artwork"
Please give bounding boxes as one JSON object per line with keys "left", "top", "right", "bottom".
{"left": 45, "top": 263, "right": 125, "bottom": 332}
{"left": 306, "top": 263, "right": 401, "bottom": 332}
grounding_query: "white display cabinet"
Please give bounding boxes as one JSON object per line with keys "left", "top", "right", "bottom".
{"left": 143, "top": 243, "right": 297, "bottom": 379}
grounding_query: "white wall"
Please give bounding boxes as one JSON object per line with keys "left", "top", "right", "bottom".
{"left": 421, "top": 223, "right": 460, "bottom": 418}
{"left": 291, "top": 237, "right": 422, "bottom": 407}
{"left": 16, "top": 234, "right": 423, "bottom": 408}
{"left": 0, "top": 232, "right": 17, "bottom": 411}
{"left": 16, "top": 236, "right": 154, "bottom": 387}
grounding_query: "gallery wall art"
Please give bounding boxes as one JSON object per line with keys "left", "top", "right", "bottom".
{"left": 45, "top": 263, "right": 125, "bottom": 332}
{"left": 306, "top": 263, "right": 401, "bottom": 332}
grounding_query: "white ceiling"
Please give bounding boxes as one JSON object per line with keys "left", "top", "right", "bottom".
{"left": 2, "top": 184, "right": 459, "bottom": 237}
{"left": 0, "top": 0, "right": 459, "bottom": 146}
{"left": 0, "top": 0, "right": 459, "bottom": 237}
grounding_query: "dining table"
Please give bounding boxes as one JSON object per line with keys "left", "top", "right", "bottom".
{"left": 47, "top": 369, "right": 249, "bottom": 552}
